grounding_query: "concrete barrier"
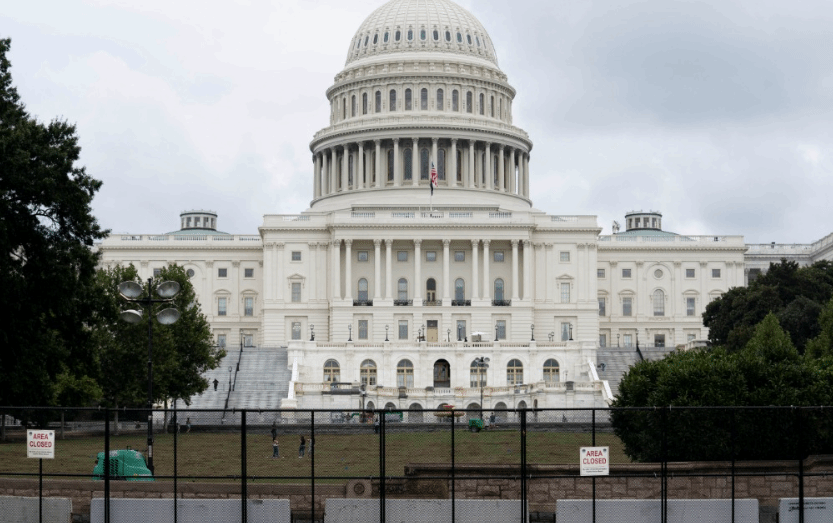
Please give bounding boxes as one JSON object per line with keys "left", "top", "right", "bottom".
{"left": 325, "top": 498, "right": 528, "bottom": 523}
{"left": 0, "top": 495, "right": 72, "bottom": 523}
{"left": 557, "top": 499, "right": 759, "bottom": 523}
{"left": 779, "top": 498, "right": 832, "bottom": 523}
{"left": 91, "top": 498, "right": 290, "bottom": 523}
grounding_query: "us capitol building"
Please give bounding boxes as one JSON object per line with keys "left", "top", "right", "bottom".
{"left": 97, "top": 0, "right": 832, "bottom": 413}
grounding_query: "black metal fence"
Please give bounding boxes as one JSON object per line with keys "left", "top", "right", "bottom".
{"left": 0, "top": 406, "right": 831, "bottom": 523}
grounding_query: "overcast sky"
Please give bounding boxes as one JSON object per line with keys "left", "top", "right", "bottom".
{"left": 4, "top": 0, "right": 832, "bottom": 244}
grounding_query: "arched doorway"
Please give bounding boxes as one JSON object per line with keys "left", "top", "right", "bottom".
{"left": 433, "top": 359, "right": 450, "bottom": 388}
{"left": 408, "top": 403, "right": 423, "bottom": 423}
{"left": 426, "top": 278, "right": 437, "bottom": 302}
{"left": 494, "top": 401, "right": 508, "bottom": 424}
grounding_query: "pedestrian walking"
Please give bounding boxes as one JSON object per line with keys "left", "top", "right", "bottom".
{"left": 298, "top": 435, "right": 306, "bottom": 458}
{"left": 213, "top": 378, "right": 219, "bottom": 391}
{"left": 374, "top": 415, "right": 380, "bottom": 434}
{"left": 272, "top": 437, "right": 281, "bottom": 458}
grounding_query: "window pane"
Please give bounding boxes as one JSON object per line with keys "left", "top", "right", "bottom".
{"left": 687, "top": 297, "right": 696, "bottom": 316}
{"left": 358, "top": 320, "right": 368, "bottom": 339}
{"left": 598, "top": 297, "right": 605, "bottom": 316}
{"left": 244, "top": 297, "right": 253, "bottom": 316}
{"left": 420, "top": 88, "right": 428, "bottom": 110}
{"left": 494, "top": 279, "right": 504, "bottom": 300}
{"left": 245, "top": 268, "right": 254, "bottom": 278}
{"left": 455, "top": 278, "right": 465, "bottom": 301}
{"left": 686, "top": 268, "right": 695, "bottom": 278}
{"left": 622, "top": 268, "right": 631, "bottom": 278}
{"left": 398, "top": 320, "right": 408, "bottom": 340}
{"left": 452, "top": 90, "right": 459, "bottom": 111}
{"left": 597, "top": 269, "right": 605, "bottom": 278}
{"left": 292, "top": 283, "right": 301, "bottom": 302}
{"left": 560, "top": 251, "right": 570, "bottom": 262}
{"left": 291, "top": 322, "right": 301, "bottom": 340}
{"left": 389, "top": 89, "right": 396, "bottom": 111}
{"left": 437, "top": 89, "right": 443, "bottom": 110}
{"left": 653, "top": 289, "right": 665, "bottom": 316}
{"left": 218, "top": 297, "right": 227, "bottom": 316}
{"left": 405, "top": 89, "right": 412, "bottom": 110}
{"left": 375, "top": 91, "right": 381, "bottom": 113}
{"left": 623, "top": 297, "right": 632, "bottom": 316}
{"left": 561, "top": 282, "right": 570, "bottom": 303}
{"left": 420, "top": 148, "right": 429, "bottom": 179}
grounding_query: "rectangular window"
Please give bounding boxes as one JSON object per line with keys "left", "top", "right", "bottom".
{"left": 561, "top": 322, "right": 571, "bottom": 341}
{"left": 599, "top": 334, "right": 607, "bottom": 348}
{"left": 494, "top": 251, "right": 504, "bottom": 262}
{"left": 560, "top": 251, "right": 570, "bottom": 262}
{"left": 496, "top": 320, "right": 506, "bottom": 340}
{"left": 686, "top": 268, "right": 695, "bottom": 278}
{"left": 623, "top": 334, "right": 633, "bottom": 347}
{"left": 654, "top": 334, "right": 665, "bottom": 347}
{"left": 291, "top": 322, "right": 301, "bottom": 340}
{"left": 244, "top": 268, "right": 254, "bottom": 278}
{"left": 598, "top": 297, "right": 606, "bottom": 316}
{"left": 454, "top": 251, "right": 465, "bottom": 262}
{"left": 712, "top": 268, "right": 721, "bottom": 278}
{"left": 291, "top": 251, "right": 302, "bottom": 261}
{"left": 623, "top": 297, "right": 632, "bottom": 317}
{"left": 561, "top": 282, "right": 570, "bottom": 303}
{"left": 291, "top": 282, "right": 301, "bottom": 302}
{"left": 153, "top": 268, "right": 162, "bottom": 277}
{"left": 218, "top": 268, "right": 228, "bottom": 278}
{"left": 358, "top": 319, "right": 368, "bottom": 340}
{"left": 426, "top": 251, "right": 437, "bottom": 262}
{"left": 358, "top": 251, "right": 368, "bottom": 262}
{"left": 686, "top": 297, "right": 696, "bottom": 316}
{"left": 244, "top": 297, "right": 253, "bottom": 316}
{"left": 622, "top": 268, "right": 632, "bottom": 278}
{"left": 687, "top": 333, "right": 696, "bottom": 342}
{"left": 218, "top": 334, "right": 226, "bottom": 347}
{"left": 397, "top": 251, "right": 408, "bottom": 262}
{"left": 243, "top": 334, "right": 253, "bottom": 347}
{"left": 218, "top": 297, "right": 227, "bottom": 316}
{"left": 597, "top": 269, "right": 605, "bottom": 278}
{"left": 398, "top": 320, "right": 408, "bottom": 340}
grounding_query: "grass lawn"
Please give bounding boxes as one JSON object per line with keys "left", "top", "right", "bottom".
{"left": 0, "top": 429, "right": 629, "bottom": 483}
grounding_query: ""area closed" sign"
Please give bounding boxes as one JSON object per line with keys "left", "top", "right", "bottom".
{"left": 27, "top": 430, "right": 55, "bottom": 459}
{"left": 580, "top": 446, "right": 609, "bottom": 476}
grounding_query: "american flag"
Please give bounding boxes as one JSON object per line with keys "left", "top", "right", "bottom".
{"left": 430, "top": 162, "right": 438, "bottom": 195}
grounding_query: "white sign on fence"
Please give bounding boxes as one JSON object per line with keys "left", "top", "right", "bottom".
{"left": 580, "top": 446, "right": 609, "bottom": 476}
{"left": 27, "top": 430, "right": 55, "bottom": 459}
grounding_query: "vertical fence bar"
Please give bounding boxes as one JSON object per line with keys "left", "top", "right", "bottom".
{"left": 451, "top": 409, "right": 456, "bottom": 523}
{"left": 592, "top": 409, "right": 596, "bottom": 523}
{"left": 797, "top": 408, "right": 804, "bottom": 523}
{"left": 39, "top": 458, "right": 43, "bottom": 523}
{"left": 173, "top": 406, "right": 178, "bottom": 523}
{"left": 730, "top": 409, "right": 735, "bottom": 523}
{"left": 521, "top": 409, "right": 527, "bottom": 523}
{"left": 241, "top": 410, "right": 247, "bottom": 523}
{"left": 380, "top": 409, "right": 385, "bottom": 523}
{"left": 311, "top": 411, "right": 315, "bottom": 521}
{"left": 661, "top": 408, "right": 667, "bottom": 523}
{"left": 104, "top": 408, "right": 110, "bottom": 523}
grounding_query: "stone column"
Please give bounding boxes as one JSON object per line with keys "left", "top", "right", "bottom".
{"left": 468, "top": 141, "right": 475, "bottom": 188}
{"left": 509, "top": 149, "right": 516, "bottom": 194}
{"left": 332, "top": 240, "right": 341, "bottom": 300}
{"left": 344, "top": 239, "right": 353, "bottom": 301}
{"left": 374, "top": 239, "right": 382, "bottom": 300}
{"left": 342, "top": 146, "right": 349, "bottom": 191}
{"left": 393, "top": 138, "right": 401, "bottom": 187}
{"left": 322, "top": 151, "right": 329, "bottom": 195}
{"left": 442, "top": 239, "right": 451, "bottom": 301}
{"left": 471, "top": 240, "right": 480, "bottom": 300}
{"left": 276, "top": 243, "right": 285, "bottom": 301}
{"left": 309, "top": 242, "right": 318, "bottom": 301}
{"left": 385, "top": 239, "right": 393, "bottom": 300}
{"left": 450, "top": 139, "right": 458, "bottom": 187}
{"left": 414, "top": 239, "right": 422, "bottom": 302}
{"left": 263, "top": 242, "right": 273, "bottom": 301}
{"left": 523, "top": 240, "right": 532, "bottom": 301}
{"left": 330, "top": 148, "right": 338, "bottom": 194}
{"left": 375, "top": 140, "right": 382, "bottom": 188}
{"left": 485, "top": 142, "right": 492, "bottom": 190}
{"left": 523, "top": 153, "right": 530, "bottom": 197}
{"left": 313, "top": 154, "right": 321, "bottom": 198}
{"left": 357, "top": 142, "right": 364, "bottom": 190}
{"left": 231, "top": 261, "right": 240, "bottom": 316}
{"left": 511, "top": 239, "right": 519, "bottom": 301}
{"left": 482, "top": 240, "right": 491, "bottom": 301}
{"left": 411, "top": 138, "right": 419, "bottom": 186}
{"left": 498, "top": 146, "right": 505, "bottom": 192}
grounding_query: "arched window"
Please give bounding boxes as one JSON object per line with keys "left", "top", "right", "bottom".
{"left": 457, "top": 32, "right": 462, "bottom": 43}
{"left": 426, "top": 278, "right": 437, "bottom": 302}
{"left": 348, "top": 154, "right": 354, "bottom": 187}
{"left": 358, "top": 278, "right": 368, "bottom": 301}
{"left": 445, "top": 30, "right": 451, "bottom": 42}
{"left": 467, "top": 34, "right": 472, "bottom": 45}
{"left": 398, "top": 278, "right": 408, "bottom": 301}
{"left": 507, "top": 359, "right": 523, "bottom": 385}
{"left": 466, "top": 92, "right": 472, "bottom": 113}
{"left": 373, "top": 34, "right": 378, "bottom": 45}
{"left": 490, "top": 95, "right": 495, "bottom": 117}
{"left": 352, "top": 95, "right": 357, "bottom": 117}
{"left": 457, "top": 150, "right": 462, "bottom": 182}
{"left": 360, "top": 359, "right": 377, "bottom": 386}
{"left": 436, "top": 89, "right": 444, "bottom": 110}
{"left": 407, "top": 29, "right": 413, "bottom": 41}
{"left": 543, "top": 359, "right": 560, "bottom": 385}
{"left": 389, "top": 89, "right": 396, "bottom": 111}
{"left": 479, "top": 93, "right": 484, "bottom": 115}
{"left": 420, "top": 88, "right": 428, "bottom": 110}
{"left": 403, "top": 148, "right": 413, "bottom": 180}
{"left": 470, "top": 360, "right": 487, "bottom": 387}
{"left": 494, "top": 278, "right": 505, "bottom": 301}
{"left": 420, "top": 28, "right": 426, "bottom": 40}
{"left": 452, "top": 90, "right": 459, "bottom": 111}
{"left": 395, "top": 30, "right": 401, "bottom": 41}
{"left": 438, "top": 148, "right": 446, "bottom": 180}
{"left": 387, "top": 149, "right": 394, "bottom": 181}
{"left": 342, "top": 97, "right": 346, "bottom": 120}
{"left": 455, "top": 278, "right": 465, "bottom": 302}
{"left": 384, "top": 32, "right": 389, "bottom": 43}
{"left": 375, "top": 90, "right": 382, "bottom": 113}
{"left": 653, "top": 289, "right": 665, "bottom": 316}
{"left": 420, "top": 148, "right": 430, "bottom": 180}
{"left": 397, "top": 359, "right": 414, "bottom": 388}
{"left": 493, "top": 155, "right": 498, "bottom": 186}
{"left": 405, "top": 88, "right": 412, "bottom": 110}
{"left": 433, "top": 29, "right": 439, "bottom": 41}
{"left": 362, "top": 93, "right": 367, "bottom": 115}
{"left": 324, "top": 359, "right": 340, "bottom": 383}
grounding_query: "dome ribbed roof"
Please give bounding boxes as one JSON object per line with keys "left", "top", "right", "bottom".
{"left": 346, "top": 0, "right": 498, "bottom": 67}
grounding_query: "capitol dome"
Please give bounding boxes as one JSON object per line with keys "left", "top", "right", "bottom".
{"left": 346, "top": 0, "right": 498, "bottom": 68}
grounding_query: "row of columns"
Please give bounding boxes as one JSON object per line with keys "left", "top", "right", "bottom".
{"left": 331, "top": 238, "right": 532, "bottom": 302}
{"left": 312, "top": 139, "right": 530, "bottom": 200}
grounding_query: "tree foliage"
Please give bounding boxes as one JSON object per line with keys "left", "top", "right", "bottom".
{"left": 0, "top": 38, "right": 106, "bottom": 406}
{"left": 611, "top": 314, "right": 833, "bottom": 461}
{"left": 92, "top": 264, "right": 224, "bottom": 408}
{"left": 703, "top": 260, "right": 833, "bottom": 353}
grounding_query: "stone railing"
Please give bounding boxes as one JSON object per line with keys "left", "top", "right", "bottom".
{"left": 598, "top": 235, "right": 745, "bottom": 246}
{"left": 105, "top": 234, "right": 262, "bottom": 246}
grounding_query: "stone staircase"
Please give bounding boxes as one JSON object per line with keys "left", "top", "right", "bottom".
{"left": 596, "top": 346, "right": 677, "bottom": 398}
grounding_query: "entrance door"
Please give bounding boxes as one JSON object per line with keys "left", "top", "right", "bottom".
{"left": 426, "top": 320, "right": 438, "bottom": 342}
{"left": 433, "top": 359, "right": 450, "bottom": 388}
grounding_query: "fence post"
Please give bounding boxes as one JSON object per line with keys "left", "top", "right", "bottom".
{"left": 521, "top": 409, "right": 527, "bottom": 523}
{"left": 660, "top": 407, "right": 667, "bottom": 523}
{"left": 592, "top": 409, "right": 596, "bottom": 523}
{"left": 104, "top": 408, "right": 110, "bottom": 523}
{"left": 796, "top": 408, "right": 804, "bottom": 523}
{"left": 241, "top": 410, "right": 247, "bottom": 523}
{"left": 311, "top": 411, "right": 315, "bottom": 521}
{"left": 730, "top": 409, "right": 735, "bottom": 523}
{"left": 173, "top": 405, "right": 178, "bottom": 523}
{"left": 379, "top": 409, "right": 385, "bottom": 523}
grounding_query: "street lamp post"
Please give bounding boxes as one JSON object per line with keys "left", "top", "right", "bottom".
{"left": 385, "top": 324, "right": 389, "bottom": 342}
{"left": 310, "top": 324, "right": 315, "bottom": 341}
{"left": 569, "top": 323, "right": 573, "bottom": 341}
{"left": 530, "top": 324, "right": 535, "bottom": 341}
{"left": 474, "top": 357, "right": 490, "bottom": 421}
{"left": 348, "top": 324, "right": 352, "bottom": 342}
{"left": 494, "top": 323, "right": 499, "bottom": 341}
{"left": 447, "top": 329, "right": 451, "bottom": 342}
{"left": 617, "top": 333, "right": 620, "bottom": 347}
{"left": 548, "top": 332, "right": 554, "bottom": 342}
{"left": 117, "top": 277, "right": 181, "bottom": 475}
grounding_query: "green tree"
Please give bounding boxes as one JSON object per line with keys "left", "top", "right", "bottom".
{"left": 0, "top": 38, "right": 106, "bottom": 407}
{"left": 92, "top": 264, "right": 224, "bottom": 409}
{"left": 806, "top": 297, "right": 833, "bottom": 360}
{"left": 612, "top": 314, "right": 833, "bottom": 461}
